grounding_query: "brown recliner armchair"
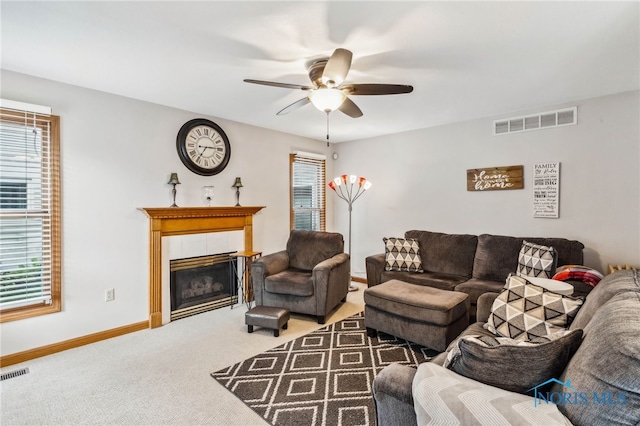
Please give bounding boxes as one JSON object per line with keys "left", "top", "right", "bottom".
{"left": 251, "top": 230, "right": 350, "bottom": 324}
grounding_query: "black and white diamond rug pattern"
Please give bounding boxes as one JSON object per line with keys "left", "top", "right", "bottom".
{"left": 211, "top": 312, "right": 438, "bottom": 426}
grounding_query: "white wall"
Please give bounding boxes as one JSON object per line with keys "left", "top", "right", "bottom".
{"left": 2, "top": 69, "right": 638, "bottom": 357}
{"left": 334, "top": 90, "right": 640, "bottom": 277}
{"left": 0, "top": 70, "right": 336, "bottom": 356}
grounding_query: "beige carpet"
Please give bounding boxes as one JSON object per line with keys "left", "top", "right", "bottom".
{"left": 0, "top": 282, "right": 367, "bottom": 425}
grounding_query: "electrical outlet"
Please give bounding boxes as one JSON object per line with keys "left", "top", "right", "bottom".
{"left": 105, "top": 288, "right": 115, "bottom": 302}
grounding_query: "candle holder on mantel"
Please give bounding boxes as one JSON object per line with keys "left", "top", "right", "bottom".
{"left": 202, "top": 185, "right": 214, "bottom": 207}
{"left": 232, "top": 177, "right": 243, "bottom": 206}
{"left": 167, "top": 173, "right": 181, "bottom": 207}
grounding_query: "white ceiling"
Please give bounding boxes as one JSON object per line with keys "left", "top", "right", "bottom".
{"left": 2, "top": 1, "right": 638, "bottom": 143}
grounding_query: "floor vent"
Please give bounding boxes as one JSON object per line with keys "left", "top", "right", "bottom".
{"left": 1, "top": 367, "right": 30, "bottom": 381}
{"left": 494, "top": 106, "right": 577, "bottom": 135}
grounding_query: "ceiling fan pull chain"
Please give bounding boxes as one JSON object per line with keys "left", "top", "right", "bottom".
{"left": 326, "top": 112, "right": 330, "bottom": 147}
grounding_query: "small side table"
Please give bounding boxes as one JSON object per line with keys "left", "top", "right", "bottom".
{"left": 230, "top": 251, "right": 262, "bottom": 309}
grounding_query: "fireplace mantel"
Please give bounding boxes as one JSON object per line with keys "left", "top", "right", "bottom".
{"left": 139, "top": 206, "right": 265, "bottom": 328}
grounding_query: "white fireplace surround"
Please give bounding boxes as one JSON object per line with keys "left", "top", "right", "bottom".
{"left": 161, "top": 231, "right": 243, "bottom": 324}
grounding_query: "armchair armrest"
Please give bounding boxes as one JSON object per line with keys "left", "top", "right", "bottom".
{"left": 313, "top": 253, "right": 350, "bottom": 317}
{"left": 251, "top": 251, "right": 289, "bottom": 306}
{"left": 313, "top": 253, "right": 350, "bottom": 287}
{"left": 314, "top": 252, "right": 350, "bottom": 272}
{"left": 253, "top": 250, "right": 289, "bottom": 276}
{"left": 366, "top": 253, "right": 386, "bottom": 287}
{"left": 476, "top": 292, "right": 500, "bottom": 323}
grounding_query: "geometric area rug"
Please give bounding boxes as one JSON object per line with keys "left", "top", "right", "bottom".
{"left": 211, "top": 312, "right": 439, "bottom": 426}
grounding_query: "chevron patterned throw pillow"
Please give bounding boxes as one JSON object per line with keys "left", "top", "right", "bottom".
{"left": 383, "top": 237, "right": 423, "bottom": 272}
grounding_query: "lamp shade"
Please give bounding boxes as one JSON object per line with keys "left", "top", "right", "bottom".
{"left": 167, "top": 173, "right": 181, "bottom": 185}
{"left": 309, "top": 88, "right": 346, "bottom": 113}
{"left": 232, "top": 177, "right": 243, "bottom": 188}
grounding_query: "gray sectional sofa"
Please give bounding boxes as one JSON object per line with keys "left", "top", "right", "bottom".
{"left": 366, "top": 230, "right": 590, "bottom": 319}
{"left": 372, "top": 269, "right": 640, "bottom": 426}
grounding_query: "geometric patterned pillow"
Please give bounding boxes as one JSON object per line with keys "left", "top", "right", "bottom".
{"left": 383, "top": 237, "right": 423, "bottom": 272}
{"left": 484, "top": 274, "right": 583, "bottom": 340}
{"left": 516, "top": 240, "right": 558, "bottom": 279}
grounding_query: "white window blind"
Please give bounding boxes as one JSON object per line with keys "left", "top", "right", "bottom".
{"left": 0, "top": 106, "right": 60, "bottom": 313}
{"left": 290, "top": 153, "right": 326, "bottom": 231}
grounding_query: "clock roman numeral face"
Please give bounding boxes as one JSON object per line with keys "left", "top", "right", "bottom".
{"left": 177, "top": 119, "right": 231, "bottom": 176}
{"left": 186, "top": 125, "right": 227, "bottom": 169}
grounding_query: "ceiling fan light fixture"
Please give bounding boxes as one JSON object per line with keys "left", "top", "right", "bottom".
{"left": 309, "top": 88, "right": 346, "bottom": 113}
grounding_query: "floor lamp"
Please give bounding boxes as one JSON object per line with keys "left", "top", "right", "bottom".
{"left": 328, "top": 174, "right": 372, "bottom": 291}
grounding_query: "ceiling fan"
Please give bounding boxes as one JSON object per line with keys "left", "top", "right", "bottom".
{"left": 244, "top": 48, "right": 413, "bottom": 118}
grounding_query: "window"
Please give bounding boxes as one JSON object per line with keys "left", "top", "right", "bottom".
{"left": 290, "top": 153, "right": 326, "bottom": 231}
{"left": 0, "top": 105, "right": 61, "bottom": 322}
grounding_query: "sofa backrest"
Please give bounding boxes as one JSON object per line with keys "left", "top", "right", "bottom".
{"left": 552, "top": 269, "right": 640, "bottom": 425}
{"left": 286, "top": 230, "right": 344, "bottom": 271}
{"left": 471, "top": 234, "right": 584, "bottom": 282}
{"left": 570, "top": 268, "right": 639, "bottom": 330}
{"left": 405, "top": 230, "right": 478, "bottom": 277}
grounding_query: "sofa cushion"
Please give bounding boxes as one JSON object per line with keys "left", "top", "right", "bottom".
{"left": 485, "top": 275, "right": 583, "bottom": 340}
{"left": 570, "top": 269, "right": 640, "bottom": 330}
{"left": 472, "top": 234, "right": 584, "bottom": 282}
{"left": 364, "top": 279, "right": 469, "bottom": 326}
{"left": 516, "top": 240, "right": 558, "bottom": 279}
{"left": 552, "top": 287, "right": 640, "bottom": 426}
{"left": 383, "top": 237, "right": 423, "bottom": 272}
{"left": 264, "top": 269, "right": 314, "bottom": 296}
{"left": 525, "top": 236, "right": 584, "bottom": 267}
{"left": 413, "top": 363, "right": 570, "bottom": 426}
{"left": 454, "top": 278, "right": 505, "bottom": 306}
{"left": 286, "top": 230, "right": 343, "bottom": 271}
{"left": 443, "top": 329, "right": 583, "bottom": 394}
{"left": 472, "top": 234, "right": 525, "bottom": 281}
{"left": 405, "top": 230, "right": 477, "bottom": 277}
{"left": 380, "top": 270, "right": 465, "bottom": 291}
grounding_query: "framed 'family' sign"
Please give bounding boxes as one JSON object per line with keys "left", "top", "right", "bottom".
{"left": 467, "top": 165, "right": 524, "bottom": 191}
{"left": 533, "top": 162, "right": 560, "bottom": 218}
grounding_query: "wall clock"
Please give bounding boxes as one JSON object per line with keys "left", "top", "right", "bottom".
{"left": 176, "top": 118, "right": 231, "bottom": 176}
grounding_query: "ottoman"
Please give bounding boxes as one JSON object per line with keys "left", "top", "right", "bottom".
{"left": 245, "top": 306, "right": 290, "bottom": 337}
{"left": 364, "top": 279, "right": 469, "bottom": 352}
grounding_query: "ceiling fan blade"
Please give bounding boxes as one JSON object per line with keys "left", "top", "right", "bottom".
{"left": 276, "top": 97, "right": 311, "bottom": 115}
{"left": 322, "top": 48, "right": 352, "bottom": 87}
{"left": 338, "top": 97, "right": 363, "bottom": 118}
{"left": 343, "top": 83, "right": 414, "bottom": 95}
{"left": 244, "top": 79, "right": 312, "bottom": 91}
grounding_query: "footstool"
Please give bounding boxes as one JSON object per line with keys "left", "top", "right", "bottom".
{"left": 364, "top": 279, "right": 469, "bottom": 352}
{"left": 245, "top": 306, "right": 290, "bottom": 337}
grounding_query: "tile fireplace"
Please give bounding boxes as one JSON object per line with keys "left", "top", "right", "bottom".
{"left": 139, "top": 206, "right": 265, "bottom": 328}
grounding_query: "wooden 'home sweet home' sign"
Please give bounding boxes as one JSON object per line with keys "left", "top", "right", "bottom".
{"left": 467, "top": 165, "right": 524, "bottom": 191}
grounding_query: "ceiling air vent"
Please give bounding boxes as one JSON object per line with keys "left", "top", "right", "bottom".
{"left": 494, "top": 106, "right": 577, "bottom": 135}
